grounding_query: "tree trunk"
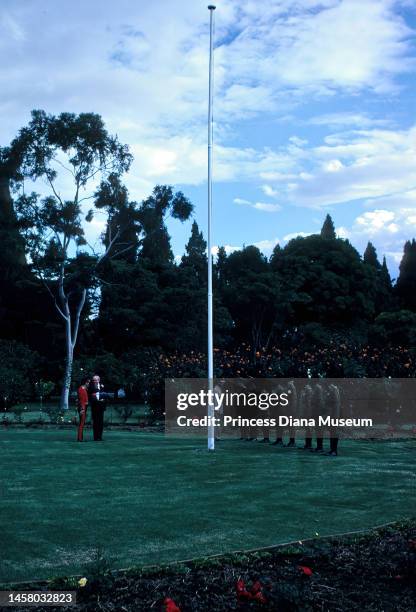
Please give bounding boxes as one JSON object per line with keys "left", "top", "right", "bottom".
{"left": 58, "top": 289, "right": 86, "bottom": 411}
{"left": 60, "top": 340, "right": 73, "bottom": 411}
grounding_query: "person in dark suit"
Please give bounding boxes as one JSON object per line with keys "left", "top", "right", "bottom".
{"left": 88, "top": 374, "right": 107, "bottom": 441}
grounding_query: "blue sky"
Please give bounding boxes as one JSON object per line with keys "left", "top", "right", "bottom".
{"left": 1, "top": 0, "right": 416, "bottom": 277}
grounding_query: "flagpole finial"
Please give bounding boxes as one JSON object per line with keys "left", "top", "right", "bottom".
{"left": 208, "top": 5, "right": 216, "bottom": 10}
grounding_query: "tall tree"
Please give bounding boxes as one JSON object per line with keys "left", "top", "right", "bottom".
{"left": 279, "top": 234, "right": 378, "bottom": 330}
{"left": 96, "top": 173, "right": 141, "bottom": 264}
{"left": 93, "top": 174, "right": 143, "bottom": 351}
{"left": 396, "top": 239, "right": 416, "bottom": 311}
{"left": 138, "top": 185, "right": 192, "bottom": 268}
{"left": 269, "top": 243, "right": 283, "bottom": 271}
{"left": 363, "top": 241, "right": 381, "bottom": 269}
{"left": 320, "top": 214, "right": 336, "bottom": 240}
{"left": 222, "top": 246, "right": 282, "bottom": 357}
{"left": 96, "top": 185, "right": 193, "bottom": 354}
{"left": 381, "top": 256, "right": 392, "bottom": 290}
{"left": 214, "top": 246, "right": 227, "bottom": 292}
{"left": 14, "top": 110, "right": 132, "bottom": 409}
{"left": 181, "top": 221, "right": 207, "bottom": 280}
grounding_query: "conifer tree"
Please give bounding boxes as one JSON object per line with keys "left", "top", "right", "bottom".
{"left": 363, "top": 241, "right": 381, "bottom": 269}
{"left": 396, "top": 239, "right": 416, "bottom": 310}
{"left": 181, "top": 221, "right": 207, "bottom": 282}
{"left": 320, "top": 214, "right": 336, "bottom": 239}
{"left": 381, "top": 256, "right": 392, "bottom": 290}
{"left": 270, "top": 243, "right": 283, "bottom": 271}
{"left": 139, "top": 185, "right": 192, "bottom": 268}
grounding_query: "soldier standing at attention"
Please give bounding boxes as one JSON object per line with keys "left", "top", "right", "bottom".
{"left": 325, "top": 383, "right": 341, "bottom": 456}
{"left": 300, "top": 383, "right": 313, "bottom": 449}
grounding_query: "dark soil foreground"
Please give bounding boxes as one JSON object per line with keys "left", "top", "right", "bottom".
{"left": 3, "top": 520, "right": 416, "bottom": 612}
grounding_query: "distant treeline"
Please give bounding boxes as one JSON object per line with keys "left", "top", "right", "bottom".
{"left": 1, "top": 207, "right": 415, "bottom": 377}
{"left": 0, "top": 110, "right": 415, "bottom": 407}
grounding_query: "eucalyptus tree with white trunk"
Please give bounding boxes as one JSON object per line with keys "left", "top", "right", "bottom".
{"left": 13, "top": 110, "right": 133, "bottom": 410}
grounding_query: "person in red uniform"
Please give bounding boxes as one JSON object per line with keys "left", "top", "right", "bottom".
{"left": 77, "top": 377, "right": 90, "bottom": 442}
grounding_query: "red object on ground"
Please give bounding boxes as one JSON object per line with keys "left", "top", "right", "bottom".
{"left": 251, "top": 580, "right": 262, "bottom": 594}
{"left": 236, "top": 579, "right": 252, "bottom": 601}
{"left": 252, "top": 591, "right": 267, "bottom": 604}
{"left": 298, "top": 565, "right": 313, "bottom": 576}
{"left": 164, "top": 597, "right": 181, "bottom": 612}
{"left": 236, "top": 579, "right": 267, "bottom": 603}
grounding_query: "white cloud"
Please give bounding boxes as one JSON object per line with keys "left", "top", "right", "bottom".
{"left": 211, "top": 244, "right": 241, "bottom": 257}
{"left": 273, "top": 0, "right": 414, "bottom": 92}
{"left": 278, "top": 124, "right": 416, "bottom": 208}
{"left": 233, "top": 197, "right": 251, "bottom": 205}
{"left": 336, "top": 226, "right": 349, "bottom": 239}
{"left": 355, "top": 209, "right": 396, "bottom": 235}
{"left": 363, "top": 189, "right": 416, "bottom": 209}
{"left": 261, "top": 184, "right": 278, "bottom": 197}
{"left": 324, "top": 159, "right": 344, "bottom": 172}
{"left": 309, "top": 112, "right": 393, "bottom": 129}
{"left": 353, "top": 208, "right": 416, "bottom": 238}
{"left": 253, "top": 202, "right": 281, "bottom": 212}
{"left": 289, "top": 136, "right": 308, "bottom": 147}
{"left": 233, "top": 197, "right": 281, "bottom": 212}
{"left": 283, "top": 231, "right": 312, "bottom": 241}
{"left": 333, "top": 205, "right": 416, "bottom": 275}
{"left": 212, "top": 237, "right": 280, "bottom": 258}
{"left": 253, "top": 237, "right": 280, "bottom": 252}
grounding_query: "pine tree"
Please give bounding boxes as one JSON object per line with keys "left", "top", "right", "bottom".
{"left": 215, "top": 246, "right": 227, "bottom": 290}
{"left": 270, "top": 243, "right": 283, "bottom": 271}
{"left": 396, "top": 239, "right": 416, "bottom": 310}
{"left": 138, "top": 185, "right": 192, "bottom": 268}
{"left": 363, "top": 241, "right": 381, "bottom": 269}
{"left": 381, "top": 256, "right": 392, "bottom": 290}
{"left": 181, "top": 221, "right": 207, "bottom": 281}
{"left": 320, "top": 214, "right": 336, "bottom": 240}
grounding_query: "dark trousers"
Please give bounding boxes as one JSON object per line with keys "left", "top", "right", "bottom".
{"left": 91, "top": 404, "right": 105, "bottom": 440}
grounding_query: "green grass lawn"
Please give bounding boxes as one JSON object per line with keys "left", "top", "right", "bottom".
{"left": 1, "top": 429, "right": 415, "bottom": 583}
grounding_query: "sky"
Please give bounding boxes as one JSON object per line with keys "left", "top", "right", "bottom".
{"left": 1, "top": 0, "right": 416, "bottom": 278}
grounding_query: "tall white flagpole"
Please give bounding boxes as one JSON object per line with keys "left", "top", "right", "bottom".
{"left": 207, "top": 5, "right": 216, "bottom": 451}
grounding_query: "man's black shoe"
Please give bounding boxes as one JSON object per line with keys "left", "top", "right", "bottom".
{"left": 258, "top": 438, "right": 270, "bottom": 443}
{"left": 324, "top": 450, "right": 338, "bottom": 457}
